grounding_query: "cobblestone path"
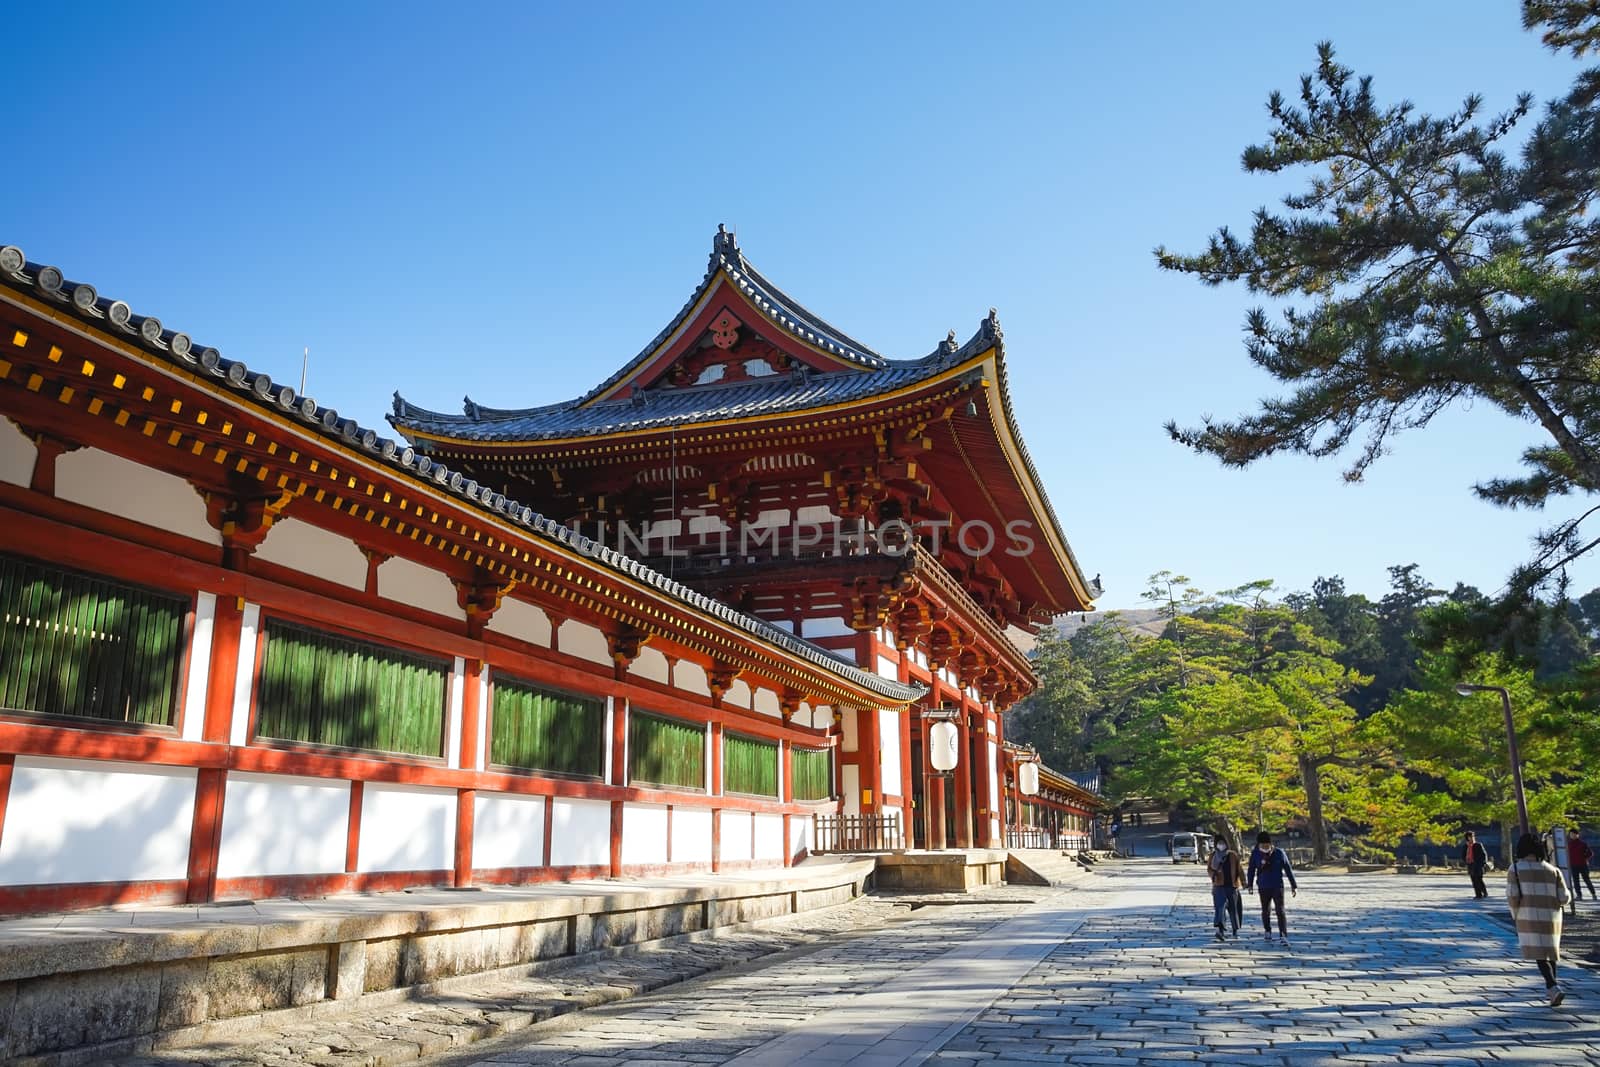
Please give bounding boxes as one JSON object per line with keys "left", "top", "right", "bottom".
{"left": 121, "top": 861, "right": 1600, "bottom": 1066}
{"left": 443, "top": 863, "right": 1600, "bottom": 1067}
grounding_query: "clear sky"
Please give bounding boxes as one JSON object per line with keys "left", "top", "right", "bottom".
{"left": 8, "top": 1, "right": 1594, "bottom": 611}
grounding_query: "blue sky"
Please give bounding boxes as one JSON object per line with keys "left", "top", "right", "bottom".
{"left": 8, "top": 1, "right": 1594, "bottom": 610}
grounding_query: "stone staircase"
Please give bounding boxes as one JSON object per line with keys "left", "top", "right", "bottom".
{"left": 1004, "top": 849, "right": 1095, "bottom": 887}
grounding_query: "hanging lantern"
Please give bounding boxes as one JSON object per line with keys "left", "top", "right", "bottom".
{"left": 1018, "top": 760, "right": 1040, "bottom": 796}
{"left": 929, "top": 721, "right": 960, "bottom": 771}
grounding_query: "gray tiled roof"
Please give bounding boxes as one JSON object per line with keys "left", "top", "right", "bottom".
{"left": 390, "top": 322, "right": 996, "bottom": 443}
{"left": 0, "top": 243, "right": 926, "bottom": 705}
{"left": 388, "top": 225, "right": 1004, "bottom": 443}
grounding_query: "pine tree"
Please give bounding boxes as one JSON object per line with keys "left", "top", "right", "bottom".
{"left": 1157, "top": 14, "right": 1600, "bottom": 591}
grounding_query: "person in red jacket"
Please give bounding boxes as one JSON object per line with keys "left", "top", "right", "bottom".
{"left": 1568, "top": 828, "right": 1596, "bottom": 901}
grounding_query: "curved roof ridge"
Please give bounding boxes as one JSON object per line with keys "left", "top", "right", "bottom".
{"left": 388, "top": 312, "right": 1005, "bottom": 443}
{"left": 0, "top": 242, "right": 926, "bottom": 707}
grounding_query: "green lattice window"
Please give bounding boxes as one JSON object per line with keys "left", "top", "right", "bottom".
{"left": 724, "top": 732, "right": 778, "bottom": 798}
{"left": 792, "top": 746, "right": 833, "bottom": 801}
{"left": 490, "top": 676, "right": 605, "bottom": 778}
{"left": 255, "top": 619, "right": 447, "bottom": 757}
{"left": 628, "top": 711, "right": 704, "bottom": 790}
{"left": 0, "top": 554, "right": 184, "bottom": 727}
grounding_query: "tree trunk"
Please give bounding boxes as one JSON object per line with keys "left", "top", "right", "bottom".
{"left": 1208, "top": 815, "right": 1242, "bottom": 856}
{"left": 1299, "top": 755, "right": 1329, "bottom": 864}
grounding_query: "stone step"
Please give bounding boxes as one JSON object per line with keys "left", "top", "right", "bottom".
{"left": 1005, "top": 850, "right": 1094, "bottom": 887}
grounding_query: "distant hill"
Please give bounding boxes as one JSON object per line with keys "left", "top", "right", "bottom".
{"left": 1050, "top": 607, "right": 1169, "bottom": 641}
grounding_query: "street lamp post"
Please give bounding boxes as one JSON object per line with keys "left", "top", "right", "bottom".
{"left": 1454, "top": 683, "right": 1531, "bottom": 837}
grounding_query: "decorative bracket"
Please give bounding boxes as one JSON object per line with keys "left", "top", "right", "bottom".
{"left": 202, "top": 488, "right": 295, "bottom": 569}
{"left": 707, "top": 664, "right": 741, "bottom": 707}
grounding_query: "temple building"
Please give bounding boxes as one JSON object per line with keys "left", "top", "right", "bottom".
{"left": 0, "top": 229, "right": 1095, "bottom": 915}
{"left": 393, "top": 226, "right": 1100, "bottom": 853}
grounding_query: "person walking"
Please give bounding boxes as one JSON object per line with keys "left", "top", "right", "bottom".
{"left": 1464, "top": 831, "right": 1490, "bottom": 899}
{"left": 1507, "top": 831, "right": 1574, "bottom": 1006}
{"left": 1567, "top": 828, "right": 1596, "bottom": 901}
{"left": 1208, "top": 835, "right": 1244, "bottom": 941}
{"left": 1245, "top": 831, "right": 1299, "bottom": 946}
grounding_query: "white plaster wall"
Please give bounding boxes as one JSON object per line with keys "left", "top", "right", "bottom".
{"left": 674, "top": 660, "right": 711, "bottom": 697}
{"left": 795, "top": 505, "right": 834, "bottom": 524}
{"left": 875, "top": 655, "right": 898, "bottom": 681}
{"left": 486, "top": 598, "right": 552, "bottom": 648}
{"left": 357, "top": 784, "right": 454, "bottom": 873}
{"left": 752, "top": 688, "right": 781, "bottom": 718}
{"left": 446, "top": 657, "right": 465, "bottom": 770}
{"left": 987, "top": 740, "right": 1000, "bottom": 813}
{"left": 229, "top": 602, "right": 261, "bottom": 748}
{"left": 672, "top": 807, "right": 713, "bottom": 864}
{"left": 878, "top": 709, "right": 902, "bottom": 794}
{"left": 841, "top": 708, "right": 859, "bottom": 752}
{"left": 0, "top": 757, "right": 196, "bottom": 886}
{"left": 0, "top": 417, "right": 35, "bottom": 486}
{"left": 802, "top": 616, "right": 853, "bottom": 640}
{"left": 254, "top": 517, "right": 366, "bottom": 590}
{"left": 724, "top": 679, "right": 752, "bottom": 709}
{"left": 721, "top": 810, "right": 753, "bottom": 862}
{"left": 789, "top": 813, "right": 812, "bottom": 857}
{"left": 473, "top": 792, "right": 546, "bottom": 870}
{"left": 216, "top": 772, "right": 349, "bottom": 879}
{"left": 179, "top": 591, "right": 216, "bottom": 743}
{"left": 841, "top": 764, "right": 861, "bottom": 815}
{"left": 753, "top": 813, "right": 784, "bottom": 861}
{"left": 558, "top": 619, "right": 612, "bottom": 666}
{"left": 549, "top": 797, "right": 611, "bottom": 868}
{"left": 749, "top": 508, "right": 789, "bottom": 529}
{"left": 55, "top": 447, "right": 220, "bottom": 545}
{"left": 621, "top": 803, "right": 669, "bottom": 866}
{"left": 627, "top": 646, "right": 670, "bottom": 685}
{"left": 378, "top": 556, "right": 460, "bottom": 618}
{"left": 808, "top": 704, "right": 832, "bottom": 730}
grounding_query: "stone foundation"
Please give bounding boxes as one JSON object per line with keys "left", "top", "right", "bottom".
{"left": 0, "top": 860, "right": 874, "bottom": 1064}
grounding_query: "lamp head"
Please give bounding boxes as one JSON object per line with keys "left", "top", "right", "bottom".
{"left": 1454, "top": 684, "right": 1476, "bottom": 697}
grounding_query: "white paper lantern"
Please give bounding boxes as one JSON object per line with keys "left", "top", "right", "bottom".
{"left": 1018, "top": 761, "right": 1040, "bottom": 796}
{"left": 930, "top": 721, "right": 960, "bottom": 771}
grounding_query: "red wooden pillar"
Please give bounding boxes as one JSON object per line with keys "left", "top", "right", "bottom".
{"left": 609, "top": 696, "right": 628, "bottom": 878}
{"left": 969, "top": 704, "right": 992, "bottom": 848}
{"left": 201, "top": 596, "right": 244, "bottom": 744}
{"left": 346, "top": 782, "right": 364, "bottom": 874}
{"left": 455, "top": 659, "right": 482, "bottom": 887}
{"left": 186, "top": 594, "right": 245, "bottom": 903}
{"left": 710, "top": 721, "right": 724, "bottom": 872}
{"left": 0, "top": 755, "right": 16, "bottom": 856}
{"left": 953, "top": 711, "right": 974, "bottom": 849}
{"left": 781, "top": 740, "right": 794, "bottom": 867}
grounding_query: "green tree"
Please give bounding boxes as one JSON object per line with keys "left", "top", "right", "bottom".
{"left": 1155, "top": 17, "right": 1600, "bottom": 591}
{"left": 1388, "top": 651, "right": 1581, "bottom": 861}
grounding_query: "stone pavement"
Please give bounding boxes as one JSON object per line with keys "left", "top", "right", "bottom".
{"left": 105, "top": 861, "right": 1600, "bottom": 1066}
{"left": 424, "top": 861, "right": 1600, "bottom": 1067}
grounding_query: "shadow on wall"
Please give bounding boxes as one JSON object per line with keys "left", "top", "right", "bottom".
{"left": 0, "top": 760, "right": 196, "bottom": 891}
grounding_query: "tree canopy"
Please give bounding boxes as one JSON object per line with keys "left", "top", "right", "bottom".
{"left": 1156, "top": 6, "right": 1600, "bottom": 591}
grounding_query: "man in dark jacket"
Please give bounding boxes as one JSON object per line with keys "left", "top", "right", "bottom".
{"left": 1245, "top": 831, "right": 1299, "bottom": 946}
{"left": 1464, "top": 831, "right": 1490, "bottom": 899}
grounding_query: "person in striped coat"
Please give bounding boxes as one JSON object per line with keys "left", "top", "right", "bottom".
{"left": 1507, "top": 831, "right": 1574, "bottom": 1006}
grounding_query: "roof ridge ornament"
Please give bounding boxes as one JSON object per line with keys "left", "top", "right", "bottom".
{"left": 939, "top": 329, "right": 959, "bottom": 356}
{"left": 985, "top": 307, "right": 1003, "bottom": 343}
{"left": 391, "top": 391, "right": 405, "bottom": 417}
{"left": 712, "top": 222, "right": 740, "bottom": 263}
{"left": 463, "top": 396, "right": 481, "bottom": 419}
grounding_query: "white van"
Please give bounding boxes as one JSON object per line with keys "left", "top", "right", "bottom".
{"left": 1171, "top": 832, "right": 1201, "bottom": 864}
